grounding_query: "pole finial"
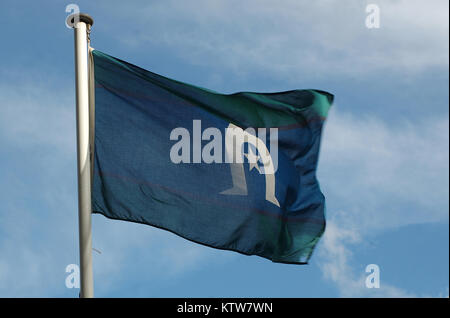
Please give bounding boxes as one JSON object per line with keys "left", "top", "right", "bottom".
{"left": 67, "top": 13, "right": 94, "bottom": 28}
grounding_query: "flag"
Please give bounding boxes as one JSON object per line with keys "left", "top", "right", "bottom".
{"left": 91, "top": 50, "right": 333, "bottom": 264}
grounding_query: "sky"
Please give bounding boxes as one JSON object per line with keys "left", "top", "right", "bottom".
{"left": 0, "top": 0, "right": 448, "bottom": 297}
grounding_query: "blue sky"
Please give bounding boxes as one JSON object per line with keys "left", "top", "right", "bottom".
{"left": 0, "top": 0, "right": 448, "bottom": 297}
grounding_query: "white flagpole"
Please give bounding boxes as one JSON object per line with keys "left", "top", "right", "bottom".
{"left": 69, "top": 13, "right": 94, "bottom": 298}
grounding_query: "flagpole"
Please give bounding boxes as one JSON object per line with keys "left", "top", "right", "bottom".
{"left": 69, "top": 12, "right": 94, "bottom": 298}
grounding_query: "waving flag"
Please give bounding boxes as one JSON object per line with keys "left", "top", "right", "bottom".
{"left": 91, "top": 50, "right": 333, "bottom": 264}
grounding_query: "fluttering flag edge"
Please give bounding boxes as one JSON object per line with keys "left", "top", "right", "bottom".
{"left": 92, "top": 210, "right": 309, "bottom": 265}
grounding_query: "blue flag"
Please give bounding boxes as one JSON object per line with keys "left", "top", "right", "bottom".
{"left": 91, "top": 50, "right": 333, "bottom": 264}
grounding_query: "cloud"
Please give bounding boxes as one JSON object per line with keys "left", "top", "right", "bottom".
{"left": 96, "top": 0, "right": 449, "bottom": 80}
{"left": 0, "top": 74, "right": 75, "bottom": 156}
{"left": 90, "top": 216, "right": 233, "bottom": 296}
{"left": 318, "top": 219, "right": 449, "bottom": 297}
{"left": 0, "top": 73, "right": 79, "bottom": 296}
{"left": 318, "top": 220, "right": 418, "bottom": 297}
{"left": 319, "top": 107, "right": 449, "bottom": 232}
{"left": 316, "top": 107, "right": 449, "bottom": 297}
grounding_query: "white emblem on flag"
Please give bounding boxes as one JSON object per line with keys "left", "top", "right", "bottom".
{"left": 221, "top": 123, "right": 280, "bottom": 207}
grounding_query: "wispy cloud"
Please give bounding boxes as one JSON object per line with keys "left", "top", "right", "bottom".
{"left": 316, "top": 108, "right": 449, "bottom": 297}
{"left": 90, "top": 216, "right": 234, "bottom": 296}
{"left": 320, "top": 108, "right": 449, "bottom": 231}
{"left": 96, "top": 0, "right": 449, "bottom": 80}
{"left": 318, "top": 220, "right": 418, "bottom": 297}
{"left": 0, "top": 74, "right": 75, "bottom": 156}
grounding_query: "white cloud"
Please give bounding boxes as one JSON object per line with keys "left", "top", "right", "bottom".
{"left": 318, "top": 220, "right": 417, "bottom": 297}
{"left": 319, "top": 107, "right": 449, "bottom": 232}
{"left": 97, "top": 0, "right": 449, "bottom": 79}
{"left": 90, "top": 216, "right": 232, "bottom": 296}
{"left": 0, "top": 76, "right": 75, "bottom": 155}
{"left": 316, "top": 107, "right": 449, "bottom": 297}
{"left": 0, "top": 76, "right": 78, "bottom": 296}
{"left": 318, "top": 219, "right": 449, "bottom": 297}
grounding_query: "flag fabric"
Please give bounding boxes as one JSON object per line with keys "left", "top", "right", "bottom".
{"left": 91, "top": 50, "right": 333, "bottom": 264}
